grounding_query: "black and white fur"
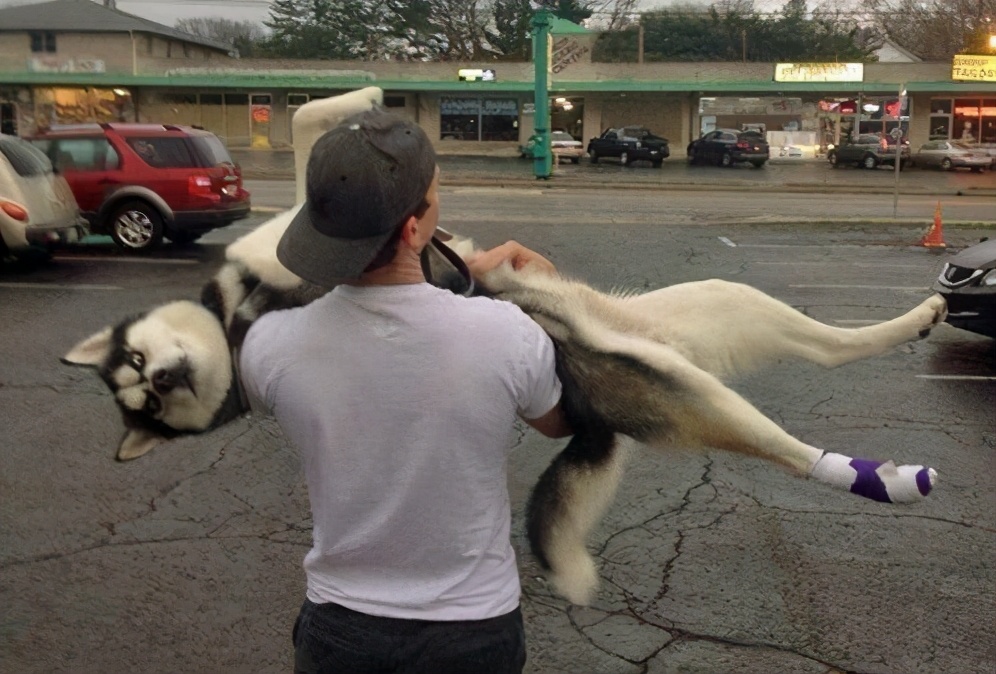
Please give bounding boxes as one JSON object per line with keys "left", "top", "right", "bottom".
{"left": 61, "top": 88, "right": 948, "bottom": 605}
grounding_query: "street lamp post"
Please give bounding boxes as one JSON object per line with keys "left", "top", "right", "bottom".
{"left": 530, "top": 8, "right": 554, "bottom": 179}
{"left": 892, "top": 84, "right": 906, "bottom": 221}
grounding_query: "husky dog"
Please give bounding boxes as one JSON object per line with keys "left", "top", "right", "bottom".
{"left": 62, "top": 88, "right": 947, "bottom": 606}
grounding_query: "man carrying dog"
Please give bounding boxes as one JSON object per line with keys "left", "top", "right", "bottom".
{"left": 239, "top": 107, "right": 572, "bottom": 673}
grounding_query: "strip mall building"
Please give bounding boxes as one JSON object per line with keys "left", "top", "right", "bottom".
{"left": 2, "top": 0, "right": 995, "bottom": 158}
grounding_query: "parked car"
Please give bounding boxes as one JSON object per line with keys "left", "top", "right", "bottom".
{"left": 519, "top": 131, "right": 584, "bottom": 164}
{"left": 912, "top": 141, "right": 990, "bottom": 172}
{"left": 30, "top": 123, "right": 250, "bottom": 251}
{"left": 587, "top": 127, "right": 669, "bottom": 167}
{"left": 687, "top": 129, "right": 769, "bottom": 167}
{"left": 827, "top": 134, "right": 910, "bottom": 170}
{"left": 932, "top": 237, "right": 996, "bottom": 339}
{"left": 0, "top": 133, "right": 86, "bottom": 262}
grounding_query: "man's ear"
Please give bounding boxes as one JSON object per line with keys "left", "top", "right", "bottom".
{"left": 62, "top": 327, "right": 114, "bottom": 366}
{"left": 116, "top": 428, "right": 166, "bottom": 461}
{"left": 400, "top": 214, "right": 422, "bottom": 247}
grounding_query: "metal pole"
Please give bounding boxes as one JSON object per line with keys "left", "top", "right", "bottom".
{"left": 892, "top": 84, "right": 906, "bottom": 220}
{"left": 530, "top": 8, "right": 553, "bottom": 179}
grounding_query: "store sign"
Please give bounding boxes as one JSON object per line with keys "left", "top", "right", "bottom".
{"left": 774, "top": 63, "right": 863, "bottom": 83}
{"left": 458, "top": 68, "right": 496, "bottom": 82}
{"left": 951, "top": 54, "right": 996, "bottom": 82}
{"left": 550, "top": 36, "right": 589, "bottom": 74}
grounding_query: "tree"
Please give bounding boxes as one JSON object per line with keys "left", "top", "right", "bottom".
{"left": 593, "top": 0, "right": 875, "bottom": 63}
{"left": 173, "top": 18, "right": 268, "bottom": 57}
{"left": 263, "top": 0, "right": 402, "bottom": 60}
{"left": 864, "top": 0, "right": 996, "bottom": 60}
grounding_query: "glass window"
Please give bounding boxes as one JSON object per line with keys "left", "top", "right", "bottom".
{"left": 127, "top": 137, "right": 196, "bottom": 168}
{"left": 287, "top": 93, "right": 309, "bottom": 107}
{"left": 189, "top": 135, "right": 233, "bottom": 166}
{"left": 29, "top": 32, "right": 56, "bottom": 53}
{"left": 225, "top": 93, "right": 249, "bottom": 106}
{"left": 929, "top": 116, "right": 950, "bottom": 140}
{"left": 48, "top": 138, "right": 119, "bottom": 172}
{"left": 440, "top": 98, "right": 518, "bottom": 141}
{"left": 930, "top": 99, "right": 951, "bottom": 115}
{"left": 200, "top": 93, "right": 223, "bottom": 106}
{"left": 953, "top": 98, "right": 981, "bottom": 143}
{"left": 383, "top": 95, "right": 406, "bottom": 108}
{"left": 1, "top": 136, "right": 53, "bottom": 177}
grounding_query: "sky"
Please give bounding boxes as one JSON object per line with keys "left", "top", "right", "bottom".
{"left": 0, "top": 0, "right": 793, "bottom": 30}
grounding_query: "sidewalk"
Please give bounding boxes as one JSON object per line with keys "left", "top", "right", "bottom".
{"left": 230, "top": 149, "right": 996, "bottom": 197}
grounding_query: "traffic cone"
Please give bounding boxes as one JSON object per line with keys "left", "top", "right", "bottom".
{"left": 920, "top": 201, "right": 947, "bottom": 248}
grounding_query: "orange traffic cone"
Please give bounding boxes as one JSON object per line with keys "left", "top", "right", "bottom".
{"left": 920, "top": 201, "right": 947, "bottom": 248}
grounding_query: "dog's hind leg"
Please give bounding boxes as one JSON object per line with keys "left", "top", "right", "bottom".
{"left": 527, "top": 425, "right": 631, "bottom": 606}
{"left": 645, "top": 355, "right": 937, "bottom": 505}
{"left": 625, "top": 280, "right": 947, "bottom": 378}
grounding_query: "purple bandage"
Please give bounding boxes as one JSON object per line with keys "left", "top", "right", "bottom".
{"left": 915, "top": 467, "right": 933, "bottom": 497}
{"left": 849, "top": 459, "right": 891, "bottom": 503}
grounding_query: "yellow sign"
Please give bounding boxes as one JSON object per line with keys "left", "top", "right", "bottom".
{"left": 774, "top": 63, "right": 863, "bottom": 83}
{"left": 952, "top": 54, "right": 996, "bottom": 82}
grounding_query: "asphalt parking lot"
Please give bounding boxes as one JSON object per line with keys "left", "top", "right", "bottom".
{"left": 1, "top": 188, "right": 994, "bottom": 673}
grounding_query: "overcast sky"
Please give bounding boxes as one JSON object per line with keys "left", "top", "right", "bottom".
{"left": 1, "top": 0, "right": 792, "bottom": 30}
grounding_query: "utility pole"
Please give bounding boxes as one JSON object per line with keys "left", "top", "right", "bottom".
{"left": 530, "top": 7, "right": 554, "bottom": 179}
{"left": 741, "top": 29, "right": 747, "bottom": 62}
{"left": 104, "top": 0, "right": 117, "bottom": 8}
{"left": 638, "top": 24, "right": 644, "bottom": 64}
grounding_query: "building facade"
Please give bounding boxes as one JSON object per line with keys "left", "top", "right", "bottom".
{"left": 2, "top": 1, "right": 995, "bottom": 158}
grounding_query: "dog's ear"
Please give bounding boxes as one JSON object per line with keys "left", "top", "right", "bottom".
{"left": 116, "top": 427, "right": 165, "bottom": 462}
{"left": 62, "top": 327, "right": 114, "bottom": 366}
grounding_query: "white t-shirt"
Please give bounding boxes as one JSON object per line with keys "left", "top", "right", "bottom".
{"left": 240, "top": 282, "right": 562, "bottom": 621}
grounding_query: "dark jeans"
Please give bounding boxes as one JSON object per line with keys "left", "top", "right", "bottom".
{"left": 292, "top": 599, "right": 526, "bottom": 674}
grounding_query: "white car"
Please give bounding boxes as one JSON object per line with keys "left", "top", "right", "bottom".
{"left": 912, "top": 141, "right": 991, "bottom": 172}
{"left": 0, "top": 133, "right": 86, "bottom": 260}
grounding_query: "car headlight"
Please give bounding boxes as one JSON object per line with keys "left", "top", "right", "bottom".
{"left": 981, "top": 269, "right": 996, "bottom": 287}
{"left": 635, "top": 141, "right": 641, "bottom": 148}
{"left": 827, "top": 143, "right": 835, "bottom": 150}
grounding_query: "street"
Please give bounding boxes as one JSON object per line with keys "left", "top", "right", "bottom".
{"left": 1, "top": 188, "right": 994, "bottom": 674}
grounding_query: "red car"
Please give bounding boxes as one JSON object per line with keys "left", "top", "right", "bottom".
{"left": 30, "top": 123, "right": 250, "bottom": 250}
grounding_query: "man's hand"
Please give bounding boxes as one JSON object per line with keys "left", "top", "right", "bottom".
{"left": 466, "top": 240, "right": 557, "bottom": 279}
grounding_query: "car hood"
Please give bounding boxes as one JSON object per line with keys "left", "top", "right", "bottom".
{"left": 948, "top": 238, "right": 996, "bottom": 269}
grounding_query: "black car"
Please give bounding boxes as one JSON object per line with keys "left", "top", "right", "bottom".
{"left": 687, "top": 129, "right": 769, "bottom": 167}
{"left": 827, "top": 134, "right": 911, "bottom": 170}
{"left": 586, "top": 127, "right": 670, "bottom": 167}
{"left": 932, "top": 237, "right": 996, "bottom": 338}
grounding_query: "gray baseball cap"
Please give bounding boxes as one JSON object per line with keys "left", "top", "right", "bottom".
{"left": 277, "top": 108, "right": 438, "bottom": 286}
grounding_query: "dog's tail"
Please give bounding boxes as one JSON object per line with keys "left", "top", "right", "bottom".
{"left": 526, "top": 424, "right": 629, "bottom": 606}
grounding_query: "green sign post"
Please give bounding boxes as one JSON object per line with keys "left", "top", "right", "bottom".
{"left": 530, "top": 8, "right": 553, "bottom": 179}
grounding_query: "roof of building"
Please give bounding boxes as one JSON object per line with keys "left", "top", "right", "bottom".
{"left": 0, "top": 0, "right": 234, "bottom": 54}
{"left": 875, "top": 38, "right": 923, "bottom": 63}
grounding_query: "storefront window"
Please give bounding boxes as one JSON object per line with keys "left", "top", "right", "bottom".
{"left": 951, "top": 98, "right": 996, "bottom": 143}
{"left": 930, "top": 99, "right": 951, "bottom": 115}
{"left": 441, "top": 97, "right": 518, "bottom": 141}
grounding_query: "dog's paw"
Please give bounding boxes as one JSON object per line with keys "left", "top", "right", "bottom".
{"left": 915, "top": 294, "right": 948, "bottom": 339}
{"left": 549, "top": 552, "right": 600, "bottom": 606}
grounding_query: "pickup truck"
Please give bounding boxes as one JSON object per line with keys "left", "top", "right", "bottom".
{"left": 586, "top": 127, "right": 670, "bottom": 167}
{"left": 828, "top": 133, "right": 911, "bottom": 170}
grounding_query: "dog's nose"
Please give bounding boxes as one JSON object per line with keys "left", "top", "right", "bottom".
{"left": 152, "top": 369, "right": 179, "bottom": 394}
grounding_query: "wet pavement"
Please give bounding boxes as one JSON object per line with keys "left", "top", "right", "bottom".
{"left": 230, "top": 149, "right": 996, "bottom": 197}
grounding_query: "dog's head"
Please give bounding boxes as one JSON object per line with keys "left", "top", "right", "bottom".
{"left": 63, "top": 300, "right": 236, "bottom": 461}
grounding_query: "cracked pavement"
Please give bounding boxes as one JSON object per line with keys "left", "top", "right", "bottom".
{"left": 2, "top": 210, "right": 994, "bottom": 673}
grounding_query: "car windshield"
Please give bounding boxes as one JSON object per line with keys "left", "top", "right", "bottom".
{"left": 0, "top": 135, "right": 53, "bottom": 177}
{"left": 621, "top": 128, "right": 649, "bottom": 139}
{"left": 551, "top": 132, "right": 575, "bottom": 142}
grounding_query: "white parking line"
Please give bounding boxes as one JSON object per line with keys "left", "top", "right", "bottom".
{"left": 790, "top": 284, "right": 930, "bottom": 291}
{"left": 916, "top": 375, "right": 996, "bottom": 382}
{"left": 52, "top": 255, "right": 198, "bottom": 265}
{"left": 756, "top": 261, "right": 928, "bottom": 269}
{"left": 0, "top": 282, "right": 122, "bottom": 291}
{"left": 718, "top": 236, "right": 736, "bottom": 247}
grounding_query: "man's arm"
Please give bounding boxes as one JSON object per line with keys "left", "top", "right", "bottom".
{"left": 523, "top": 399, "right": 573, "bottom": 439}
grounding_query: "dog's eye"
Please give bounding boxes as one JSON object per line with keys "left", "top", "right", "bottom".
{"left": 129, "top": 352, "right": 145, "bottom": 370}
{"left": 144, "top": 393, "right": 162, "bottom": 416}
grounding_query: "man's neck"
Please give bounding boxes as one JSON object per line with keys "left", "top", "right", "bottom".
{"left": 348, "top": 248, "right": 426, "bottom": 287}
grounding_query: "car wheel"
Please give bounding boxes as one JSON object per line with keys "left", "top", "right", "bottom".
{"left": 828, "top": 151, "right": 839, "bottom": 168}
{"left": 571, "top": 157, "right": 580, "bottom": 165}
{"left": 169, "top": 231, "right": 202, "bottom": 246}
{"left": 862, "top": 155, "right": 878, "bottom": 170}
{"left": 940, "top": 158, "right": 953, "bottom": 171}
{"left": 588, "top": 148, "right": 599, "bottom": 163}
{"left": 109, "top": 200, "right": 164, "bottom": 251}
{"left": 619, "top": 151, "right": 630, "bottom": 166}
{"left": 750, "top": 160, "right": 766, "bottom": 168}
{"left": 687, "top": 148, "right": 697, "bottom": 164}
{"left": 652, "top": 160, "right": 663, "bottom": 168}
{"left": 971, "top": 166, "right": 983, "bottom": 173}
{"left": 720, "top": 152, "right": 733, "bottom": 167}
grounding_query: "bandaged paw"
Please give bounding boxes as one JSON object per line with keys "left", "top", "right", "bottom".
{"left": 810, "top": 452, "right": 936, "bottom": 503}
